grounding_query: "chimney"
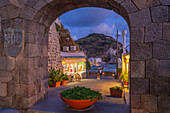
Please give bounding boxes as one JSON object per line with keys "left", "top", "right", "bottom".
{"left": 122, "top": 30, "right": 127, "bottom": 54}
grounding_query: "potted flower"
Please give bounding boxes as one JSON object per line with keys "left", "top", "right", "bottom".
{"left": 53, "top": 74, "right": 62, "bottom": 87}
{"left": 117, "top": 68, "right": 122, "bottom": 76}
{"left": 110, "top": 86, "right": 123, "bottom": 97}
{"left": 61, "top": 73, "right": 69, "bottom": 86}
{"left": 60, "top": 86, "right": 102, "bottom": 109}
{"left": 119, "top": 71, "right": 128, "bottom": 85}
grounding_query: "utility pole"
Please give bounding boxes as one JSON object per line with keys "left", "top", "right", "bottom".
{"left": 115, "top": 30, "right": 120, "bottom": 79}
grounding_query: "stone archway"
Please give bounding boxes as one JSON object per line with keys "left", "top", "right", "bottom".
{"left": 0, "top": 0, "right": 170, "bottom": 113}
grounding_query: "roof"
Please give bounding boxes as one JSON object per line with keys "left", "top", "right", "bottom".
{"left": 60, "top": 51, "right": 86, "bottom": 58}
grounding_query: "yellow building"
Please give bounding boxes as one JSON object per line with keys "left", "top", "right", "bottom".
{"left": 122, "top": 53, "right": 130, "bottom": 74}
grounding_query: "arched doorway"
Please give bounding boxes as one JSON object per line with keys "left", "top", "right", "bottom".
{"left": 0, "top": 0, "right": 169, "bottom": 113}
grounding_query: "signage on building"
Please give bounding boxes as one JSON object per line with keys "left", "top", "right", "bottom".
{"left": 3, "top": 29, "right": 24, "bottom": 57}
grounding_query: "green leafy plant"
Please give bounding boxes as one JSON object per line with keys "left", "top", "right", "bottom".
{"left": 49, "top": 67, "right": 62, "bottom": 83}
{"left": 117, "top": 68, "right": 122, "bottom": 73}
{"left": 97, "top": 72, "right": 100, "bottom": 75}
{"left": 48, "top": 78, "right": 53, "bottom": 86}
{"left": 110, "top": 86, "right": 123, "bottom": 91}
{"left": 62, "top": 73, "right": 69, "bottom": 80}
{"left": 61, "top": 86, "right": 102, "bottom": 102}
{"left": 86, "top": 58, "right": 91, "bottom": 70}
{"left": 119, "top": 71, "right": 128, "bottom": 82}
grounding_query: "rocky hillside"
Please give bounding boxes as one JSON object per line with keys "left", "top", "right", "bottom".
{"left": 75, "top": 33, "right": 123, "bottom": 61}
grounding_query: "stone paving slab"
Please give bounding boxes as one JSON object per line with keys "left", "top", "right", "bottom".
{"left": 29, "top": 98, "right": 130, "bottom": 113}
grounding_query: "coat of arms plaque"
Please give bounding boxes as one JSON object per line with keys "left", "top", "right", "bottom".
{"left": 3, "top": 29, "right": 24, "bottom": 57}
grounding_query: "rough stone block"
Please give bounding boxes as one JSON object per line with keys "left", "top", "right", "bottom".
{"left": 146, "top": 59, "right": 159, "bottom": 78}
{"left": 16, "top": 84, "right": 29, "bottom": 97}
{"left": 33, "top": 0, "right": 47, "bottom": 10}
{"left": 131, "top": 61, "right": 145, "bottom": 78}
{"left": 19, "top": 5, "right": 37, "bottom": 20}
{"left": 7, "top": 58, "right": 15, "bottom": 71}
{"left": 150, "top": 78, "right": 169, "bottom": 96}
{"left": 0, "top": 96, "right": 12, "bottom": 107}
{"left": 131, "top": 108, "right": 149, "bottom": 113}
{"left": 163, "top": 23, "right": 170, "bottom": 41}
{"left": 151, "top": 6, "right": 168, "bottom": 22}
{"left": 43, "top": 46, "right": 48, "bottom": 57}
{"left": 0, "top": 82, "right": 7, "bottom": 96}
{"left": 6, "top": 5, "right": 20, "bottom": 18}
{"left": 131, "top": 43, "right": 152, "bottom": 60}
{"left": 131, "top": 78, "right": 149, "bottom": 94}
{"left": 159, "top": 60, "right": 170, "bottom": 78}
{"left": 0, "top": 70, "right": 12, "bottom": 82}
{"left": 132, "top": 0, "right": 160, "bottom": 10}
{"left": 129, "top": 8, "right": 151, "bottom": 27}
{"left": 26, "top": 44, "right": 39, "bottom": 57}
{"left": 121, "top": 0, "right": 138, "bottom": 13}
{"left": 145, "top": 23, "right": 162, "bottom": 42}
{"left": 131, "top": 94, "right": 141, "bottom": 108}
{"left": 0, "top": 7, "right": 9, "bottom": 20}
{"left": 16, "top": 57, "right": 28, "bottom": 69}
{"left": 7, "top": 80, "right": 17, "bottom": 97}
{"left": 159, "top": 0, "right": 170, "bottom": 5}
{"left": 153, "top": 40, "right": 170, "bottom": 59}
{"left": 158, "top": 97, "right": 170, "bottom": 113}
{"left": 0, "top": 0, "right": 10, "bottom": 8}
{"left": 141, "top": 94, "right": 158, "bottom": 112}
{"left": 131, "top": 27, "right": 144, "bottom": 43}
{"left": 28, "top": 68, "right": 38, "bottom": 83}
{"left": 19, "top": 69, "right": 29, "bottom": 84}
{"left": 0, "top": 57, "right": 7, "bottom": 69}
{"left": 28, "top": 83, "right": 35, "bottom": 98}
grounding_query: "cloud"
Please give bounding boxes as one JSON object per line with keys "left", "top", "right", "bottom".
{"left": 72, "top": 36, "right": 78, "bottom": 40}
{"left": 60, "top": 7, "right": 113, "bottom": 27}
{"left": 91, "top": 23, "right": 115, "bottom": 36}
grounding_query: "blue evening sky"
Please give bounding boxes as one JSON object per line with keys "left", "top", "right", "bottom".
{"left": 59, "top": 7, "right": 129, "bottom": 49}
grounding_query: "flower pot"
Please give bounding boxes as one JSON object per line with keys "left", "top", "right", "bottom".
{"left": 52, "top": 81, "right": 61, "bottom": 87}
{"left": 97, "top": 75, "right": 100, "bottom": 80}
{"left": 110, "top": 89, "right": 122, "bottom": 97}
{"left": 61, "top": 80, "right": 67, "bottom": 86}
{"left": 60, "top": 94, "right": 98, "bottom": 109}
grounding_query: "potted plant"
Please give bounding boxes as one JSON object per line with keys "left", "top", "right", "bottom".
{"left": 61, "top": 73, "right": 69, "bottom": 86}
{"left": 119, "top": 71, "right": 128, "bottom": 85}
{"left": 71, "top": 75, "right": 74, "bottom": 82}
{"left": 110, "top": 86, "right": 123, "bottom": 97}
{"left": 48, "top": 78, "right": 53, "bottom": 88}
{"left": 60, "top": 86, "right": 102, "bottom": 109}
{"left": 48, "top": 67, "right": 62, "bottom": 87}
{"left": 117, "top": 68, "right": 122, "bottom": 76}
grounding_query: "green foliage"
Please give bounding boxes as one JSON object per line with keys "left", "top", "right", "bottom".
{"left": 61, "top": 86, "right": 102, "bottom": 102}
{"left": 48, "top": 78, "right": 53, "bottom": 86}
{"left": 62, "top": 73, "right": 69, "bottom": 80}
{"left": 110, "top": 86, "right": 123, "bottom": 91}
{"left": 97, "top": 72, "right": 100, "bottom": 75}
{"left": 117, "top": 68, "right": 122, "bottom": 73}
{"left": 119, "top": 71, "right": 128, "bottom": 82}
{"left": 86, "top": 58, "right": 91, "bottom": 70}
{"left": 55, "top": 23, "right": 60, "bottom": 31}
{"left": 49, "top": 67, "right": 63, "bottom": 82}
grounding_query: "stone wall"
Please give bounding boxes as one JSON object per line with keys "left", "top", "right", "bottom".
{"left": 48, "top": 22, "right": 62, "bottom": 71}
{"left": 0, "top": 0, "right": 169, "bottom": 112}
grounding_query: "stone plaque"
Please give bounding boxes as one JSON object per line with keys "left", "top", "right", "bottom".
{"left": 3, "top": 29, "right": 24, "bottom": 57}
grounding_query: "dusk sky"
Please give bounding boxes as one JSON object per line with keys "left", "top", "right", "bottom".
{"left": 59, "top": 7, "right": 130, "bottom": 49}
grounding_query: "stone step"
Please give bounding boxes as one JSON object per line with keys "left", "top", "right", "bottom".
{"left": 28, "top": 98, "right": 129, "bottom": 113}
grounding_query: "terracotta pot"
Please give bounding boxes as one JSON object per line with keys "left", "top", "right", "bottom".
{"left": 52, "top": 81, "right": 61, "bottom": 87}
{"left": 124, "top": 81, "right": 128, "bottom": 85}
{"left": 110, "top": 89, "right": 122, "bottom": 97}
{"left": 61, "top": 80, "right": 67, "bottom": 86}
{"left": 60, "top": 94, "right": 98, "bottom": 109}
